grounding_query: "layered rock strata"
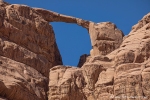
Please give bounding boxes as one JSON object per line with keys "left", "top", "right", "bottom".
{"left": 0, "top": 1, "right": 62, "bottom": 100}
{"left": 48, "top": 13, "right": 150, "bottom": 100}
{"left": 0, "top": 1, "right": 150, "bottom": 100}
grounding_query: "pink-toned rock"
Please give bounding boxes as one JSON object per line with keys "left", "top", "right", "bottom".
{"left": 89, "top": 22, "right": 124, "bottom": 56}
{"left": 0, "top": 56, "right": 48, "bottom": 100}
{"left": 107, "top": 13, "right": 150, "bottom": 66}
{"left": 34, "top": 8, "right": 90, "bottom": 29}
{"left": 131, "top": 13, "right": 150, "bottom": 33}
{"left": 0, "top": 2, "right": 62, "bottom": 100}
{"left": 0, "top": 3, "right": 62, "bottom": 77}
{"left": 49, "top": 13, "right": 150, "bottom": 100}
{"left": 0, "top": 1, "right": 150, "bottom": 100}
{"left": 48, "top": 65, "right": 86, "bottom": 100}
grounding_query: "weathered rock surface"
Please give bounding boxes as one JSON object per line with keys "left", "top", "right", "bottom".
{"left": 48, "top": 65, "right": 86, "bottom": 100}
{"left": 89, "top": 22, "right": 124, "bottom": 56}
{"left": 0, "top": 1, "right": 150, "bottom": 100}
{"left": 0, "top": 56, "right": 48, "bottom": 100}
{"left": 0, "top": 1, "right": 62, "bottom": 100}
{"left": 34, "top": 8, "right": 90, "bottom": 29}
{"left": 49, "top": 13, "right": 150, "bottom": 100}
{"left": 77, "top": 54, "right": 89, "bottom": 67}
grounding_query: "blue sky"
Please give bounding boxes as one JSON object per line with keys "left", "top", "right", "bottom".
{"left": 7, "top": 0, "right": 150, "bottom": 66}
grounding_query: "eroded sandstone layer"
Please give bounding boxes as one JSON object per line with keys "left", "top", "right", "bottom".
{"left": 0, "top": 1, "right": 62, "bottom": 100}
{"left": 0, "top": 1, "right": 150, "bottom": 100}
{"left": 48, "top": 13, "right": 150, "bottom": 100}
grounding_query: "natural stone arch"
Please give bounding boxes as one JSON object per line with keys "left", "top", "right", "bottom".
{"left": 34, "top": 8, "right": 124, "bottom": 57}
{"left": 34, "top": 8, "right": 90, "bottom": 29}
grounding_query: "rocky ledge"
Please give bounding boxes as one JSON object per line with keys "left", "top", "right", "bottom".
{"left": 0, "top": 1, "right": 150, "bottom": 100}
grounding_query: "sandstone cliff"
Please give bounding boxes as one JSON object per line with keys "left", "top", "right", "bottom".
{"left": 47, "top": 11, "right": 150, "bottom": 100}
{"left": 48, "top": 13, "right": 150, "bottom": 100}
{"left": 0, "top": 1, "right": 62, "bottom": 100}
{"left": 0, "top": 1, "right": 150, "bottom": 100}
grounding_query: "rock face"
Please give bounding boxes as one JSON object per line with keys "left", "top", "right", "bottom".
{"left": 0, "top": 1, "right": 150, "bottom": 100}
{"left": 0, "top": 2, "right": 62, "bottom": 100}
{"left": 48, "top": 13, "right": 150, "bottom": 100}
{"left": 34, "top": 8, "right": 90, "bottom": 29}
{"left": 48, "top": 66, "right": 86, "bottom": 100}
{"left": 89, "top": 22, "right": 124, "bottom": 56}
{"left": 77, "top": 54, "right": 89, "bottom": 67}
